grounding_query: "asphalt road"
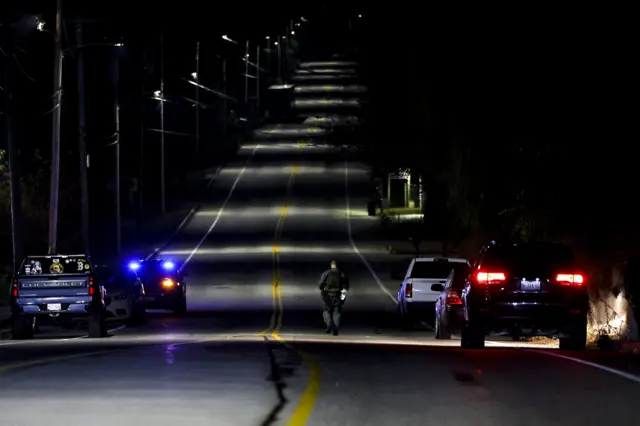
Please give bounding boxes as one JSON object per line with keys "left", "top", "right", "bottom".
{"left": 1, "top": 74, "right": 638, "bottom": 425}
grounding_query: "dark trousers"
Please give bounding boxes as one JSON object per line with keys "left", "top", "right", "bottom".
{"left": 322, "top": 293, "right": 342, "bottom": 330}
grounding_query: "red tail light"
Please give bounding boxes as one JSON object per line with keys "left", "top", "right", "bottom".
{"left": 12, "top": 279, "right": 18, "bottom": 298}
{"left": 476, "top": 271, "right": 506, "bottom": 284}
{"left": 556, "top": 273, "right": 584, "bottom": 286}
{"left": 405, "top": 283, "right": 413, "bottom": 298}
{"left": 88, "top": 276, "right": 96, "bottom": 295}
{"left": 446, "top": 290, "right": 462, "bottom": 305}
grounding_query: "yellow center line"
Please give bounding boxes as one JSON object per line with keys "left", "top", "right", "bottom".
{"left": 256, "top": 143, "right": 321, "bottom": 426}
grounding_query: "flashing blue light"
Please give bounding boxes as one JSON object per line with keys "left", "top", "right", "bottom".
{"left": 128, "top": 261, "right": 141, "bottom": 271}
{"left": 162, "top": 261, "right": 175, "bottom": 271}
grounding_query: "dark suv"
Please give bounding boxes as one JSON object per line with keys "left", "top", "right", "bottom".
{"left": 460, "top": 242, "right": 588, "bottom": 350}
{"left": 10, "top": 254, "right": 108, "bottom": 339}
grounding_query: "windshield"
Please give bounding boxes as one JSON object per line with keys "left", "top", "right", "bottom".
{"left": 18, "top": 256, "right": 93, "bottom": 276}
{"left": 410, "top": 261, "right": 469, "bottom": 279}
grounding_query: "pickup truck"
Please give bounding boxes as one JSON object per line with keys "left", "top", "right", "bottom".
{"left": 9, "top": 254, "right": 108, "bottom": 339}
{"left": 392, "top": 257, "right": 470, "bottom": 329}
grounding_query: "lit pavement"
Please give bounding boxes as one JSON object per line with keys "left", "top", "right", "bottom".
{"left": 1, "top": 87, "right": 639, "bottom": 425}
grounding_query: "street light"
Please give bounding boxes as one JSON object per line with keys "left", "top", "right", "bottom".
{"left": 222, "top": 35, "right": 237, "bottom": 44}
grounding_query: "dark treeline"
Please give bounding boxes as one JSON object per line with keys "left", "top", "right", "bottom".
{"left": 359, "top": 7, "right": 636, "bottom": 293}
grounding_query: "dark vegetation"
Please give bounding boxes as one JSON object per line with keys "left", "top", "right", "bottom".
{"left": 349, "top": 9, "right": 636, "bottom": 324}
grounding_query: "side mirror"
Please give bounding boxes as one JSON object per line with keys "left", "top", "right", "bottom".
{"left": 431, "top": 284, "right": 444, "bottom": 292}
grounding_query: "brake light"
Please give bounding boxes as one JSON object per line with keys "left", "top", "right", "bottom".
{"left": 556, "top": 273, "right": 584, "bottom": 286}
{"left": 12, "top": 279, "right": 18, "bottom": 297}
{"left": 88, "top": 276, "right": 96, "bottom": 295}
{"left": 446, "top": 290, "right": 462, "bottom": 305}
{"left": 405, "top": 283, "right": 413, "bottom": 298}
{"left": 476, "top": 271, "right": 506, "bottom": 284}
{"left": 162, "top": 279, "right": 175, "bottom": 288}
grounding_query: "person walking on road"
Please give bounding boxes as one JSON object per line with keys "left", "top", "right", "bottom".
{"left": 319, "top": 260, "right": 349, "bottom": 335}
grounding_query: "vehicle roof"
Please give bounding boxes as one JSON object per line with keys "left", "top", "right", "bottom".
{"left": 413, "top": 257, "right": 468, "bottom": 263}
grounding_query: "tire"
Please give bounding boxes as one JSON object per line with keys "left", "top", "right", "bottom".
{"left": 173, "top": 296, "right": 187, "bottom": 315}
{"left": 125, "top": 304, "right": 147, "bottom": 327}
{"left": 397, "top": 303, "right": 414, "bottom": 330}
{"left": 461, "top": 321, "right": 485, "bottom": 348}
{"left": 88, "top": 313, "right": 107, "bottom": 338}
{"left": 559, "top": 320, "right": 587, "bottom": 350}
{"left": 11, "top": 316, "right": 34, "bottom": 340}
{"left": 435, "top": 315, "right": 451, "bottom": 340}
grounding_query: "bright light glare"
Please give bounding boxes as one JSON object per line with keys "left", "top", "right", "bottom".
{"left": 161, "top": 245, "right": 387, "bottom": 257}
{"left": 219, "top": 166, "right": 343, "bottom": 175}
{"left": 257, "top": 127, "right": 325, "bottom": 135}
{"left": 194, "top": 206, "right": 362, "bottom": 218}
{"left": 293, "top": 99, "right": 361, "bottom": 108}
{"left": 294, "top": 85, "right": 367, "bottom": 93}
{"left": 296, "top": 68, "right": 356, "bottom": 75}
{"left": 298, "top": 61, "right": 357, "bottom": 68}
{"left": 162, "top": 261, "right": 175, "bottom": 270}
{"left": 128, "top": 261, "right": 140, "bottom": 271}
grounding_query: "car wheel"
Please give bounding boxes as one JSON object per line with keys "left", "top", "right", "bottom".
{"left": 559, "top": 320, "right": 587, "bottom": 350}
{"left": 435, "top": 316, "right": 451, "bottom": 340}
{"left": 11, "top": 316, "right": 34, "bottom": 340}
{"left": 88, "top": 313, "right": 107, "bottom": 338}
{"left": 125, "top": 304, "right": 147, "bottom": 326}
{"left": 173, "top": 296, "right": 187, "bottom": 315}
{"left": 461, "top": 321, "right": 485, "bottom": 348}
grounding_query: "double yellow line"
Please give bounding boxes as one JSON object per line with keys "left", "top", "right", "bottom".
{"left": 257, "top": 143, "right": 321, "bottom": 426}
{"left": 259, "top": 143, "right": 303, "bottom": 337}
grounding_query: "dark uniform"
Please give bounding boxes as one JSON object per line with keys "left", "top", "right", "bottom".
{"left": 319, "top": 267, "right": 349, "bottom": 335}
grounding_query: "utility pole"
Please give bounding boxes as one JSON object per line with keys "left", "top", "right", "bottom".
{"left": 222, "top": 57, "right": 227, "bottom": 139}
{"left": 76, "top": 22, "right": 90, "bottom": 255}
{"left": 139, "top": 52, "right": 146, "bottom": 223}
{"left": 195, "top": 40, "right": 200, "bottom": 160}
{"left": 4, "top": 42, "right": 24, "bottom": 274}
{"left": 277, "top": 36, "right": 281, "bottom": 81}
{"left": 244, "top": 40, "right": 249, "bottom": 105}
{"left": 48, "top": 0, "right": 63, "bottom": 254}
{"left": 256, "top": 43, "right": 260, "bottom": 111}
{"left": 113, "top": 53, "right": 121, "bottom": 256}
{"left": 160, "top": 30, "right": 166, "bottom": 216}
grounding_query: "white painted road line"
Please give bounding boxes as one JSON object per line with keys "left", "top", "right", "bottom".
{"left": 344, "top": 159, "right": 397, "bottom": 304}
{"left": 182, "top": 144, "right": 260, "bottom": 267}
{"left": 0, "top": 325, "right": 127, "bottom": 346}
{"left": 145, "top": 166, "right": 223, "bottom": 261}
{"left": 530, "top": 350, "right": 640, "bottom": 384}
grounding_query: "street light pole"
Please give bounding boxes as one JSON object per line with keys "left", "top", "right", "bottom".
{"left": 75, "top": 22, "right": 90, "bottom": 255}
{"left": 160, "top": 30, "right": 166, "bottom": 216}
{"left": 4, "top": 41, "right": 24, "bottom": 274}
{"left": 195, "top": 40, "right": 200, "bottom": 160}
{"left": 48, "top": 0, "right": 63, "bottom": 254}
{"left": 222, "top": 57, "right": 227, "bottom": 139}
{"left": 244, "top": 40, "right": 249, "bottom": 105}
{"left": 277, "top": 37, "right": 281, "bottom": 81}
{"left": 256, "top": 43, "right": 260, "bottom": 111}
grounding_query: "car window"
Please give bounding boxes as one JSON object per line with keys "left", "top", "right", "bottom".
{"left": 410, "top": 261, "right": 469, "bottom": 279}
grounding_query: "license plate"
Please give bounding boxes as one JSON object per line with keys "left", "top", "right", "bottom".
{"left": 47, "top": 303, "right": 62, "bottom": 311}
{"left": 520, "top": 280, "right": 541, "bottom": 291}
